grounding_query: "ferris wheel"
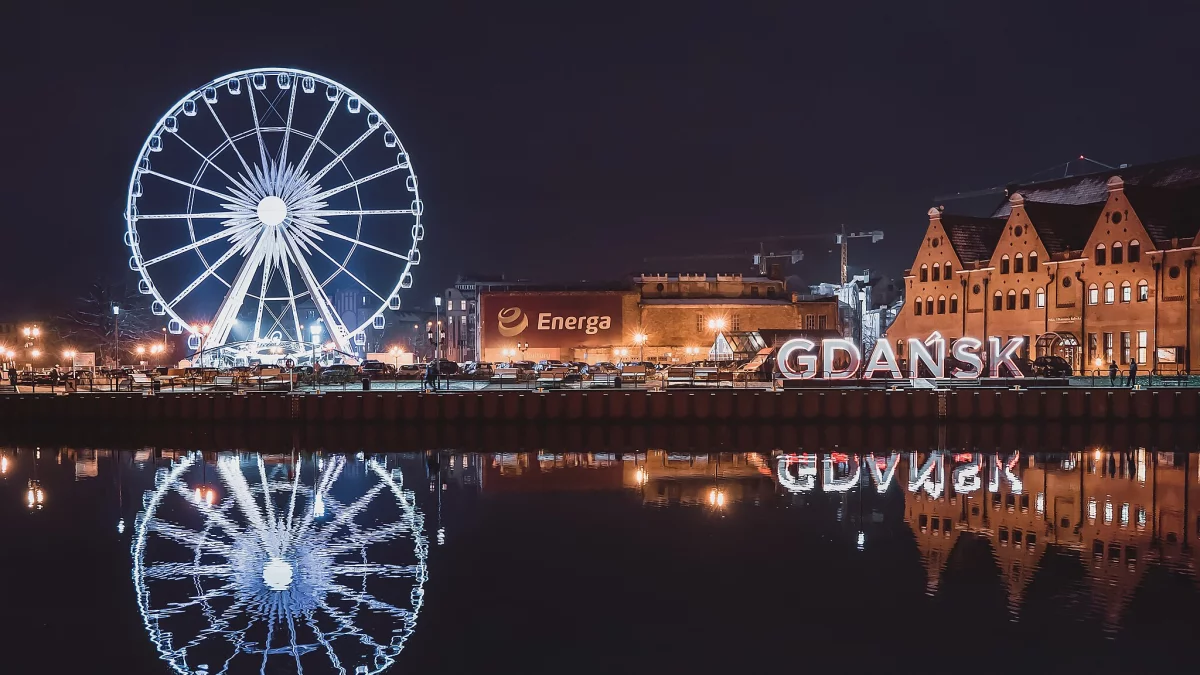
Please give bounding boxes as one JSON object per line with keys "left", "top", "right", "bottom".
{"left": 124, "top": 68, "right": 424, "bottom": 363}
{"left": 133, "top": 453, "right": 429, "bottom": 674}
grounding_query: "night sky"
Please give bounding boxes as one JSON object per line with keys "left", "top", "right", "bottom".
{"left": 7, "top": 1, "right": 1200, "bottom": 315}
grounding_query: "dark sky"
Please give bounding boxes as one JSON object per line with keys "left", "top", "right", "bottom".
{"left": 6, "top": 0, "right": 1200, "bottom": 315}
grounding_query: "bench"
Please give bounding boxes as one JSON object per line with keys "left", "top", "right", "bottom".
{"left": 128, "top": 373, "right": 155, "bottom": 390}
{"left": 491, "top": 368, "right": 521, "bottom": 383}
{"left": 666, "top": 367, "right": 695, "bottom": 388}
{"left": 536, "top": 368, "right": 569, "bottom": 387}
{"left": 619, "top": 366, "right": 649, "bottom": 384}
{"left": 212, "top": 375, "right": 238, "bottom": 391}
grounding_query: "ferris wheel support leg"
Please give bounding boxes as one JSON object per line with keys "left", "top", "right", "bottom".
{"left": 282, "top": 234, "right": 354, "bottom": 355}
{"left": 209, "top": 240, "right": 268, "bottom": 351}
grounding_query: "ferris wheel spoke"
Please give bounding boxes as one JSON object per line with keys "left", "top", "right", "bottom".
{"left": 142, "top": 227, "right": 245, "bottom": 267}
{"left": 310, "top": 164, "right": 404, "bottom": 202}
{"left": 278, "top": 83, "right": 298, "bottom": 167}
{"left": 294, "top": 92, "right": 342, "bottom": 178}
{"left": 306, "top": 125, "right": 379, "bottom": 186}
{"left": 170, "top": 483, "right": 247, "bottom": 538}
{"left": 172, "top": 132, "right": 246, "bottom": 188}
{"left": 256, "top": 456, "right": 276, "bottom": 525}
{"left": 331, "top": 563, "right": 422, "bottom": 579}
{"left": 142, "top": 562, "right": 236, "bottom": 581}
{"left": 143, "top": 170, "right": 250, "bottom": 205}
{"left": 217, "top": 457, "right": 271, "bottom": 535}
{"left": 137, "top": 211, "right": 241, "bottom": 220}
{"left": 280, "top": 235, "right": 353, "bottom": 352}
{"left": 205, "top": 98, "right": 255, "bottom": 178}
{"left": 278, "top": 250, "right": 306, "bottom": 343}
{"left": 308, "top": 240, "right": 387, "bottom": 304}
{"left": 286, "top": 458, "right": 302, "bottom": 533}
{"left": 304, "top": 224, "right": 410, "bottom": 261}
{"left": 246, "top": 80, "right": 271, "bottom": 171}
{"left": 294, "top": 208, "right": 415, "bottom": 218}
{"left": 253, "top": 257, "right": 273, "bottom": 341}
{"left": 324, "top": 521, "right": 413, "bottom": 555}
{"left": 167, "top": 245, "right": 243, "bottom": 308}
{"left": 327, "top": 583, "right": 415, "bottom": 619}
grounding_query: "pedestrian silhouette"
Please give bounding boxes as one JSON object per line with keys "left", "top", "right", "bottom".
{"left": 1127, "top": 359, "right": 1138, "bottom": 387}
{"left": 1108, "top": 361, "right": 1118, "bottom": 386}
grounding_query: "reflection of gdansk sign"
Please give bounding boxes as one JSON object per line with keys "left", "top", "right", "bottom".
{"left": 777, "top": 452, "right": 1023, "bottom": 497}
{"left": 776, "top": 333, "right": 1025, "bottom": 379}
{"left": 497, "top": 307, "right": 613, "bottom": 337}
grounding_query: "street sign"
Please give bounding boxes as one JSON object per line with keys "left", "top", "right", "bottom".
{"left": 75, "top": 352, "right": 96, "bottom": 368}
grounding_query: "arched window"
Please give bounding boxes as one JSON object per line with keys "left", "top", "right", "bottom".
{"left": 1120, "top": 280, "right": 1131, "bottom": 303}
{"left": 1137, "top": 279, "right": 1149, "bottom": 302}
{"left": 1028, "top": 251, "right": 1038, "bottom": 270}
{"left": 1006, "top": 289, "right": 1017, "bottom": 310}
{"left": 944, "top": 261, "right": 953, "bottom": 276}
{"left": 932, "top": 263, "right": 940, "bottom": 281}
{"left": 919, "top": 264, "right": 928, "bottom": 282}
{"left": 1104, "top": 281, "right": 1115, "bottom": 304}
{"left": 1111, "top": 241, "right": 1124, "bottom": 265}
{"left": 1000, "top": 254, "right": 1010, "bottom": 274}
{"left": 993, "top": 290, "right": 1003, "bottom": 311}
{"left": 1036, "top": 288, "right": 1046, "bottom": 308}
{"left": 914, "top": 298, "right": 922, "bottom": 316}
{"left": 937, "top": 295, "right": 946, "bottom": 314}
{"left": 1094, "top": 243, "right": 1107, "bottom": 266}
{"left": 926, "top": 296, "right": 934, "bottom": 315}
{"left": 1128, "top": 240, "right": 1141, "bottom": 263}
{"left": 949, "top": 294, "right": 959, "bottom": 313}
{"left": 1088, "top": 283, "right": 1099, "bottom": 305}
{"left": 1014, "top": 253, "right": 1024, "bottom": 274}
{"left": 1020, "top": 288, "right": 1031, "bottom": 309}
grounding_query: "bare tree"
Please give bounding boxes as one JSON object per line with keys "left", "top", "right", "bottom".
{"left": 53, "top": 280, "right": 164, "bottom": 365}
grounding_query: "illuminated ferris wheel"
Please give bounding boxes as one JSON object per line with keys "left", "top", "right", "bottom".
{"left": 133, "top": 453, "right": 429, "bottom": 674}
{"left": 124, "top": 67, "right": 424, "bottom": 364}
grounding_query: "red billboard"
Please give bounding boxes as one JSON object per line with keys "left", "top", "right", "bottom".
{"left": 480, "top": 292, "right": 626, "bottom": 348}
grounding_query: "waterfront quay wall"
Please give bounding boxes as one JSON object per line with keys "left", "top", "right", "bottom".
{"left": 0, "top": 388, "right": 1195, "bottom": 425}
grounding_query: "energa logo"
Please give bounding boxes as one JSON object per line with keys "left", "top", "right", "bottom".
{"left": 496, "top": 307, "right": 529, "bottom": 337}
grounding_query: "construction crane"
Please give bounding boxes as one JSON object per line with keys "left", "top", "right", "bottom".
{"left": 642, "top": 246, "right": 804, "bottom": 276}
{"left": 738, "top": 226, "right": 885, "bottom": 284}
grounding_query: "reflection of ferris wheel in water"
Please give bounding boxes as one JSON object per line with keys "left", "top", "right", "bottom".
{"left": 124, "top": 68, "right": 424, "bottom": 365}
{"left": 133, "top": 454, "right": 429, "bottom": 674}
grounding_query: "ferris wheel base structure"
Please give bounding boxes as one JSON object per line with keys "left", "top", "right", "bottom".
{"left": 124, "top": 67, "right": 425, "bottom": 368}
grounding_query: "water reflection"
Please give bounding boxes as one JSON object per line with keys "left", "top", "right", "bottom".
{"left": 132, "top": 452, "right": 427, "bottom": 674}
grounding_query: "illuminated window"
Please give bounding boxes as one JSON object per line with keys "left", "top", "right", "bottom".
{"left": 1095, "top": 243, "right": 1107, "bottom": 265}
{"left": 1137, "top": 279, "right": 1149, "bottom": 302}
{"left": 1006, "top": 289, "right": 1016, "bottom": 310}
{"left": 944, "top": 261, "right": 952, "bottom": 276}
{"left": 1137, "top": 331, "right": 1147, "bottom": 363}
{"left": 696, "top": 313, "right": 704, "bottom": 332}
{"left": 920, "top": 264, "right": 928, "bottom": 282}
{"left": 1104, "top": 332, "right": 1113, "bottom": 361}
{"left": 1104, "top": 282, "right": 1115, "bottom": 304}
{"left": 731, "top": 314, "right": 741, "bottom": 331}
{"left": 1036, "top": 288, "right": 1045, "bottom": 308}
{"left": 460, "top": 300, "right": 467, "bottom": 311}
{"left": 949, "top": 294, "right": 959, "bottom": 313}
{"left": 937, "top": 295, "right": 946, "bottom": 314}
{"left": 1111, "top": 241, "right": 1123, "bottom": 265}
{"left": 1001, "top": 255, "right": 1010, "bottom": 274}
{"left": 1088, "top": 283, "right": 1099, "bottom": 305}
{"left": 1120, "top": 280, "right": 1131, "bottom": 303}
{"left": 1028, "top": 251, "right": 1038, "bottom": 270}
{"left": 925, "top": 296, "right": 934, "bottom": 315}
{"left": 993, "top": 291, "right": 1003, "bottom": 311}
{"left": 1121, "top": 331, "right": 1131, "bottom": 364}
{"left": 1020, "top": 288, "right": 1030, "bottom": 309}
{"left": 932, "top": 263, "right": 940, "bottom": 281}
{"left": 1128, "top": 239, "right": 1141, "bottom": 262}
{"left": 1014, "top": 253, "right": 1024, "bottom": 274}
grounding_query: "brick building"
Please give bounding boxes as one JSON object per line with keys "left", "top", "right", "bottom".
{"left": 887, "top": 155, "right": 1200, "bottom": 374}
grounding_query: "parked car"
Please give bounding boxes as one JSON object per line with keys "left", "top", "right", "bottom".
{"left": 433, "top": 358, "right": 460, "bottom": 376}
{"left": 397, "top": 363, "right": 424, "bottom": 379}
{"left": 320, "top": 364, "right": 360, "bottom": 383}
{"left": 360, "top": 360, "right": 397, "bottom": 379}
{"left": 467, "top": 362, "right": 495, "bottom": 377}
{"left": 1032, "top": 355, "right": 1073, "bottom": 377}
{"left": 535, "top": 359, "right": 567, "bottom": 372}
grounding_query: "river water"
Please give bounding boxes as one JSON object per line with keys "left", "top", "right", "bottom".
{"left": 1, "top": 446, "right": 1197, "bottom": 673}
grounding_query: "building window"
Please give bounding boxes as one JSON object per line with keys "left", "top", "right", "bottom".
{"left": 1120, "top": 281, "right": 1131, "bottom": 303}
{"left": 993, "top": 291, "right": 1003, "bottom": 311}
{"left": 1104, "top": 333, "right": 1114, "bottom": 362}
{"left": 932, "top": 263, "right": 940, "bottom": 281}
{"left": 731, "top": 314, "right": 741, "bottom": 331}
{"left": 1104, "top": 282, "right": 1115, "bottom": 304}
{"left": 1014, "top": 253, "right": 1024, "bottom": 274}
{"left": 1028, "top": 251, "right": 1038, "bottom": 270}
{"left": 1095, "top": 243, "right": 1107, "bottom": 265}
{"left": 1088, "top": 283, "right": 1099, "bottom": 305}
{"left": 949, "top": 294, "right": 959, "bottom": 313}
{"left": 926, "top": 296, "right": 934, "bottom": 315}
{"left": 920, "top": 264, "right": 928, "bottom": 282}
{"left": 1120, "top": 332, "right": 1131, "bottom": 365}
{"left": 937, "top": 295, "right": 946, "bottom": 314}
{"left": 1128, "top": 240, "right": 1141, "bottom": 262}
{"left": 945, "top": 261, "right": 953, "bottom": 276}
{"left": 696, "top": 313, "right": 704, "bottom": 333}
{"left": 1137, "top": 331, "right": 1147, "bottom": 364}
{"left": 818, "top": 315, "right": 828, "bottom": 330}
{"left": 805, "top": 314, "right": 817, "bottom": 329}
{"left": 461, "top": 315, "right": 467, "bottom": 326}
{"left": 1036, "top": 288, "right": 1046, "bottom": 308}
{"left": 1088, "top": 333, "right": 1098, "bottom": 364}
{"left": 1111, "top": 242, "right": 1124, "bottom": 265}
{"left": 1006, "top": 289, "right": 1017, "bottom": 310}
{"left": 1001, "top": 255, "right": 1010, "bottom": 274}
{"left": 1137, "top": 279, "right": 1149, "bottom": 302}
{"left": 460, "top": 300, "right": 467, "bottom": 311}
{"left": 1020, "top": 289, "right": 1030, "bottom": 309}
{"left": 914, "top": 301, "right": 922, "bottom": 316}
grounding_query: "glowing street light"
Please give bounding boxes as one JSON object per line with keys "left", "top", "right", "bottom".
{"left": 30, "top": 349, "right": 41, "bottom": 359}
{"left": 706, "top": 317, "right": 726, "bottom": 331}
{"left": 136, "top": 346, "right": 146, "bottom": 356}
{"left": 632, "top": 331, "right": 648, "bottom": 361}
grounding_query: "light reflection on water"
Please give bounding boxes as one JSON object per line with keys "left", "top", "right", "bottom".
{"left": 0, "top": 446, "right": 1197, "bottom": 673}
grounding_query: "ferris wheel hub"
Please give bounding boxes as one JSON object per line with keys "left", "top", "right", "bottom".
{"left": 256, "top": 195, "right": 288, "bottom": 227}
{"left": 262, "top": 556, "right": 294, "bottom": 591}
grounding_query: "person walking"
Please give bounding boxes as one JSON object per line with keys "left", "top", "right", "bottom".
{"left": 1108, "top": 361, "right": 1118, "bottom": 386}
{"left": 8, "top": 365, "right": 17, "bottom": 390}
{"left": 424, "top": 361, "right": 436, "bottom": 392}
{"left": 1127, "top": 359, "right": 1138, "bottom": 388}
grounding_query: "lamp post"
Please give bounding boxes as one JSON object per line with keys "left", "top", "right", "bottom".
{"left": 433, "top": 296, "right": 442, "bottom": 360}
{"left": 517, "top": 341, "right": 529, "bottom": 362}
{"left": 111, "top": 305, "right": 120, "bottom": 367}
{"left": 633, "top": 332, "right": 648, "bottom": 362}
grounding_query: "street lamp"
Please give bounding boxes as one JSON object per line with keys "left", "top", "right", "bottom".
{"left": 63, "top": 350, "right": 76, "bottom": 375}
{"left": 633, "top": 332, "right": 648, "bottom": 362}
{"left": 706, "top": 317, "right": 726, "bottom": 332}
{"left": 516, "top": 341, "right": 529, "bottom": 362}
